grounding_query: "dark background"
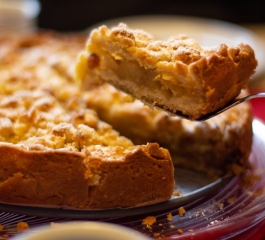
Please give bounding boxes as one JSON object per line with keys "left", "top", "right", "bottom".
{"left": 37, "top": 0, "right": 265, "bottom": 32}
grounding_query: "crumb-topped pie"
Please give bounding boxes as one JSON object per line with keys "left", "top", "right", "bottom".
{"left": 76, "top": 24, "right": 257, "bottom": 120}
{"left": 0, "top": 28, "right": 255, "bottom": 210}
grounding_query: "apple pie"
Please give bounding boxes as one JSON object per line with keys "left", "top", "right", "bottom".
{"left": 0, "top": 29, "right": 254, "bottom": 210}
{"left": 76, "top": 23, "right": 257, "bottom": 120}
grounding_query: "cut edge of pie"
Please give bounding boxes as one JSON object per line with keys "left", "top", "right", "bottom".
{"left": 83, "top": 83, "right": 253, "bottom": 180}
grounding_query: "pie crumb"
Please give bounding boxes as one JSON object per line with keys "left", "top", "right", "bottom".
{"left": 142, "top": 216, "right": 156, "bottom": 227}
{"left": 173, "top": 189, "right": 184, "bottom": 197}
{"left": 178, "top": 206, "right": 186, "bottom": 217}
{"left": 217, "top": 202, "right": 224, "bottom": 209}
{"left": 153, "top": 232, "right": 160, "bottom": 237}
{"left": 167, "top": 213, "right": 173, "bottom": 221}
{"left": 177, "top": 228, "right": 183, "bottom": 234}
{"left": 17, "top": 222, "right": 29, "bottom": 232}
{"left": 227, "top": 197, "right": 237, "bottom": 204}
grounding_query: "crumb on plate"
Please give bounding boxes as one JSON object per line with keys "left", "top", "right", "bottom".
{"left": 142, "top": 216, "right": 156, "bottom": 227}
{"left": 17, "top": 222, "right": 29, "bottom": 232}
{"left": 178, "top": 206, "right": 186, "bottom": 217}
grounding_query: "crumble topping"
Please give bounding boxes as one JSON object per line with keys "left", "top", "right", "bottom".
{"left": 0, "top": 89, "right": 133, "bottom": 151}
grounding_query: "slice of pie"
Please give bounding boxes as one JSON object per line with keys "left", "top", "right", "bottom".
{"left": 75, "top": 24, "right": 257, "bottom": 120}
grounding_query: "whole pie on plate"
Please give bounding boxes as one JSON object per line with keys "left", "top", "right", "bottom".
{"left": 0, "top": 29, "right": 254, "bottom": 210}
{"left": 76, "top": 23, "right": 257, "bottom": 120}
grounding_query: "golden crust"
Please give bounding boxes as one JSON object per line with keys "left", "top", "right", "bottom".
{"left": 0, "top": 142, "right": 174, "bottom": 209}
{"left": 76, "top": 24, "right": 257, "bottom": 120}
{"left": 0, "top": 32, "right": 174, "bottom": 209}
